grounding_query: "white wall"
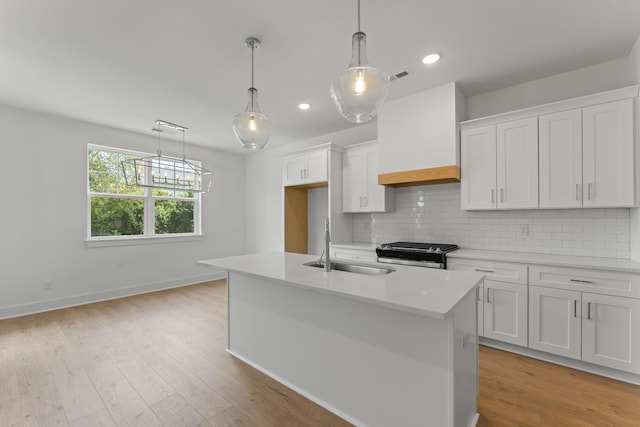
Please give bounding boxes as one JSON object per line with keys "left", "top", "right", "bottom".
{"left": 244, "top": 123, "right": 376, "bottom": 254}
{"left": 0, "top": 105, "right": 246, "bottom": 319}
{"left": 466, "top": 56, "right": 638, "bottom": 120}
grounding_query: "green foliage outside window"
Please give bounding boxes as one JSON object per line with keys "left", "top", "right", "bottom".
{"left": 155, "top": 200, "right": 194, "bottom": 234}
{"left": 91, "top": 197, "right": 144, "bottom": 236}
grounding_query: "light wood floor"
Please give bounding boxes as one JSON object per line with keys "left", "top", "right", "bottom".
{"left": 0, "top": 280, "right": 639, "bottom": 426}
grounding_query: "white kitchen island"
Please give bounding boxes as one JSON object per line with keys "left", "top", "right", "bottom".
{"left": 198, "top": 252, "right": 483, "bottom": 427}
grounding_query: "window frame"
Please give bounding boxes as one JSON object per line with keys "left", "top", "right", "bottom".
{"left": 86, "top": 144, "right": 203, "bottom": 245}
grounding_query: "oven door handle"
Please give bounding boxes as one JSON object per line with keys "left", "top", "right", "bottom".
{"left": 377, "top": 257, "right": 444, "bottom": 269}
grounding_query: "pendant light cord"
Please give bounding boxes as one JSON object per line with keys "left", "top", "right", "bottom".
{"left": 357, "top": 0, "right": 361, "bottom": 32}
{"left": 250, "top": 41, "right": 255, "bottom": 111}
{"left": 156, "top": 128, "right": 162, "bottom": 156}
{"left": 181, "top": 129, "right": 186, "bottom": 161}
{"left": 250, "top": 42, "right": 255, "bottom": 88}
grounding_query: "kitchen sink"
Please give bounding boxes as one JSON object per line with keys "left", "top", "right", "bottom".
{"left": 303, "top": 260, "right": 395, "bottom": 276}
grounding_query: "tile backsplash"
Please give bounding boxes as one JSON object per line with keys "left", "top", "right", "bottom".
{"left": 353, "top": 183, "right": 630, "bottom": 259}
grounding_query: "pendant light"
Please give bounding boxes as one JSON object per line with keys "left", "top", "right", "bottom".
{"left": 330, "top": 0, "right": 390, "bottom": 124}
{"left": 232, "top": 37, "right": 273, "bottom": 150}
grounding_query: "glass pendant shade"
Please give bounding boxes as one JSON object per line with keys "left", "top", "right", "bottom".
{"left": 232, "top": 87, "right": 272, "bottom": 150}
{"left": 330, "top": 31, "right": 390, "bottom": 123}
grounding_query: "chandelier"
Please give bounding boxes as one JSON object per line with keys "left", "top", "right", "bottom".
{"left": 121, "top": 120, "right": 213, "bottom": 193}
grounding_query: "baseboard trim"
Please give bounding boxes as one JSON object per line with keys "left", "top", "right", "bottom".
{"left": 480, "top": 338, "right": 640, "bottom": 386}
{"left": 0, "top": 272, "right": 227, "bottom": 320}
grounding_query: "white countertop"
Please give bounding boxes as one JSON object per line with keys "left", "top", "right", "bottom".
{"left": 198, "top": 252, "right": 483, "bottom": 319}
{"left": 449, "top": 248, "right": 640, "bottom": 273}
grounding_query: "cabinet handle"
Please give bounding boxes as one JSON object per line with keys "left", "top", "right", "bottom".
{"left": 305, "top": 169, "right": 308, "bottom": 179}
{"left": 476, "top": 287, "right": 482, "bottom": 301}
{"left": 491, "top": 189, "right": 495, "bottom": 204}
{"left": 587, "top": 183, "right": 593, "bottom": 199}
{"left": 475, "top": 268, "right": 494, "bottom": 273}
{"left": 574, "top": 300, "right": 578, "bottom": 318}
{"left": 486, "top": 288, "right": 491, "bottom": 303}
{"left": 364, "top": 196, "right": 368, "bottom": 207}
{"left": 570, "top": 278, "right": 595, "bottom": 284}
{"left": 359, "top": 197, "right": 362, "bottom": 208}
{"left": 587, "top": 301, "right": 592, "bottom": 320}
{"left": 576, "top": 184, "right": 581, "bottom": 200}
{"left": 300, "top": 169, "right": 303, "bottom": 180}
{"left": 500, "top": 188, "right": 504, "bottom": 203}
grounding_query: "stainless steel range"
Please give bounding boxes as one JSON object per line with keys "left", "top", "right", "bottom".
{"left": 376, "top": 242, "right": 458, "bottom": 269}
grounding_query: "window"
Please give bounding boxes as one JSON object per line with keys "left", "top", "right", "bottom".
{"left": 87, "top": 144, "right": 201, "bottom": 240}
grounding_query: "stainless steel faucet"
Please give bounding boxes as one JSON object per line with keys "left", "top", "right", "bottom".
{"left": 324, "top": 217, "right": 331, "bottom": 272}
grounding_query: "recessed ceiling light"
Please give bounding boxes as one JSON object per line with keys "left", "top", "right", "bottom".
{"left": 298, "top": 103, "right": 311, "bottom": 110}
{"left": 422, "top": 53, "right": 442, "bottom": 65}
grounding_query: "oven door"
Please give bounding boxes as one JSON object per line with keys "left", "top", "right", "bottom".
{"left": 377, "top": 257, "right": 444, "bottom": 269}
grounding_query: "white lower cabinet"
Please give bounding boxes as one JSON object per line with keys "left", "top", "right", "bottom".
{"left": 448, "top": 258, "right": 527, "bottom": 343}
{"left": 529, "top": 285, "right": 581, "bottom": 360}
{"left": 476, "top": 283, "right": 484, "bottom": 337}
{"left": 530, "top": 267, "right": 640, "bottom": 374}
{"left": 483, "top": 280, "right": 528, "bottom": 346}
{"left": 451, "top": 256, "right": 640, "bottom": 375}
{"left": 581, "top": 292, "right": 640, "bottom": 373}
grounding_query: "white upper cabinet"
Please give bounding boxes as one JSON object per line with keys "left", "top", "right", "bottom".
{"left": 342, "top": 142, "right": 394, "bottom": 213}
{"left": 462, "top": 85, "right": 638, "bottom": 210}
{"left": 539, "top": 109, "right": 583, "bottom": 208}
{"left": 497, "top": 117, "right": 539, "bottom": 209}
{"left": 461, "top": 126, "right": 496, "bottom": 209}
{"left": 461, "top": 117, "right": 538, "bottom": 210}
{"left": 540, "top": 99, "right": 635, "bottom": 208}
{"left": 582, "top": 99, "right": 635, "bottom": 207}
{"left": 282, "top": 148, "right": 328, "bottom": 187}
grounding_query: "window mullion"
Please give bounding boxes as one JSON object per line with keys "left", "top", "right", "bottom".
{"left": 145, "top": 188, "right": 154, "bottom": 236}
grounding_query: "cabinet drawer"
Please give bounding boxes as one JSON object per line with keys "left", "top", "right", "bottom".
{"left": 529, "top": 265, "right": 640, "bottom": 298}
{"left": 448, "top": 258, "right": 527, "bottom": 285}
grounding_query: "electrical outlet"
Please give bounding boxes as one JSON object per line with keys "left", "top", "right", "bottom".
{"left": 517, "top": 224, "right": 529, "bottom": 238}
{"left": 44, "top": 280, "right": 53, "bottom": 291}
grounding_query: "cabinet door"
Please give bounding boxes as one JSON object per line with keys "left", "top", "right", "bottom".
{"left": 484, "top": 280, "right": 528, "bottom": 346}
{"left": 539, "top": 109, "right": 583, "bottom": 208}
{"left": 461, "top": 125, "right": 497, "bottom": 210}
{"left": 283, "top": 155, "right": 307, "bottom": 186}
{"left": 529, "top": 286, "right": 581, "bottom": 360}
{"left": 342, "top": 150, "right": 364, "bottom": 212}
{"left": 582, "top": 99, "right": 635, "bottom": 207}
{"left": 496, "top": 117, "right": 538, "bottom": 209}
{"left": 477, "top": 282, "right": 484, "bottom": 337}
{"left": 305, "top": 150, "right": 328, "bottom": 184}
{"left": 582, "top": 293, "right": 640, "bottom": 374}
{"left": 364, "top": 149, "right": 381, "bottom": 210}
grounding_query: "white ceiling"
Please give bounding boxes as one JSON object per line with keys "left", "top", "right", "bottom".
{"left": 1, "top": 0, "right": 639, "bottom": 154}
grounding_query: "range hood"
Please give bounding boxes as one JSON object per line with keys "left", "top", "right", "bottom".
{"left": 377, "top": 82, "right": 465, "bottom": 187}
